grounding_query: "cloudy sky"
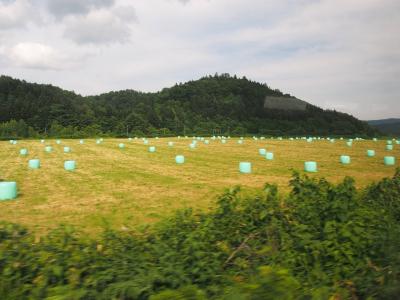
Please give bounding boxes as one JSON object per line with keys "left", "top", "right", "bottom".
{"left": 0, "top": 0, "right": 399, "bottom": 120}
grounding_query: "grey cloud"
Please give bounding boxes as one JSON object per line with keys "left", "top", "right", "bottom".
{"left": 0, "top": 0, "right": 37, "bottom": 30}
{"left": 112, "top": 6, "right": 137, "bottom": 22}
{"left": 46, "top": 0, "right": 114, "bottom": 19}
{"left": 63, "top": 7, "right": 136, "bottom": 45}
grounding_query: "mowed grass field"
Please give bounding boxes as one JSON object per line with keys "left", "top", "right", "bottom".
{"left": 0, "top": 137, "right": 398, "bottom": 235}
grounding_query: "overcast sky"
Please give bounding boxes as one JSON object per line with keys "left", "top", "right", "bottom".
{"left": 0, "top": 0, "right": 399, "bottom": 120}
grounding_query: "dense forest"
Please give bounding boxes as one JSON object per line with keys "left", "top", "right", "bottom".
{"left": 0, "top": 74, "right": 378, "bottom": 139}
{"left": 0, "top": 170, "right": 399, "bottom": 299}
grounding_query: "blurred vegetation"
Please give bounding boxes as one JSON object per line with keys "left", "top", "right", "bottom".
{"left": 0, "top": 73, "right": 378, "bottom": 139}
{"left": 368, "top": 119, "right": 400, "bottom": 136}
{"left": 1, "top": 169, "right": 399, "bottom": 299}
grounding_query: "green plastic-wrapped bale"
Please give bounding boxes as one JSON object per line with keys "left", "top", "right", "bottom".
{"left": 64, "top": 147, "right": 71, "bottom": 153}
{"left": 64, "top": 160, "right": 76, "bottom": 171}
{"left": 367, "top": 150, "right": 375, "bottom": 157}
{"left": 20, "top": 148, "right": 28, "bottom": 156}
{"left": 384, "top": 156, "right": 395, "bottom": 166}
{"left": 119, "top": 143, "right": 125, "bottom": 149}
{"left": 239, "top": 162, "right": 251, "bottom": 174}
{"left": 259, "top": 148, "right": 266, "bottom": 155}
{"left": 304, "top": 161, "right": 317, "bottom": 172}
{"left": 45, "top": 146, "right": 52, "bottom": 153}
{"left": 28, "top": 159, "right": 40, "bottom": 169}
{"left": 265, "top": 152, "right": 274, "bottom": 160}
{"left": 340, "top": 155, "right": 351, "bottom": 164}
{"left": 0, "top": 182, "right": 17, "bottom": 201}
{"left": 149, "top": 146, "right": 156, "bottom": 153}
{"left": 175, "top": 155, "right": 185, "bottom": 164}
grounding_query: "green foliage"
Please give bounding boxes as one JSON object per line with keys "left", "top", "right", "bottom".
{"left": 223, "top": 266, "right": 301, "bottom": 300}
{"left": 0, "top": 74, "right": 378, "bottom": 138}
{"left": 1, "top": 170, "right": 399, "bottom": 299}
{"left": 149, "top": 286, "right": 206, "bottom": 300}
{"left": 0, "top": 119, "right": 38, "bottom": 139}
{"left": 363, "top": 169, "right": 400, "bottom": 221}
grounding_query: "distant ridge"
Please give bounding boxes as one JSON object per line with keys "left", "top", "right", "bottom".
{"left": 0, "top": 73, "right": 378, "bottom": 137}
{"left": 367, "top": 118, "right": 400, "bottom": 136}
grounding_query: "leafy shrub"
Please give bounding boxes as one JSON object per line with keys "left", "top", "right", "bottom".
{"left": 0, "top": 170, "right": 399, "bottom": 299}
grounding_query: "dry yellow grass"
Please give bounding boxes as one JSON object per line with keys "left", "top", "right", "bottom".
{"left": 0, "top": 137, "right": 398, "bottom": 235}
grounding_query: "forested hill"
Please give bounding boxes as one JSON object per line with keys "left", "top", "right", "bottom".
{"left": 367, "top": 119, "right": 400, "bottom": 136}
{"left": 0, "top": 74, "right": 377, "bottom": 138}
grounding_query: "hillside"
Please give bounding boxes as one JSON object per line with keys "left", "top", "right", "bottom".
{"left": 0, "top": 73, "right": 377, "bottom": 138}
{"left": 367, "top": 119, "right": 400, "bottom": 136}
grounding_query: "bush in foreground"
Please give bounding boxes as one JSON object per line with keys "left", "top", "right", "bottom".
{"left": 0, "top": 169, "right": 399, "bottom": 299}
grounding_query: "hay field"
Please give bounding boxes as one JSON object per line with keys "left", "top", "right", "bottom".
{"left": 0, "top": 137, "right": 398, "bottom": 235}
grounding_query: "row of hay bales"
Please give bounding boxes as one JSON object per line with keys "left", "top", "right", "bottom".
{"left": 239, "top": 141, "right": 397, "bottom": 174}
{"left": 1, "top": 137, "right": 398, "bottom": 201}
{"left": 124, "top": 136, "right": 397, "bottom": 174}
